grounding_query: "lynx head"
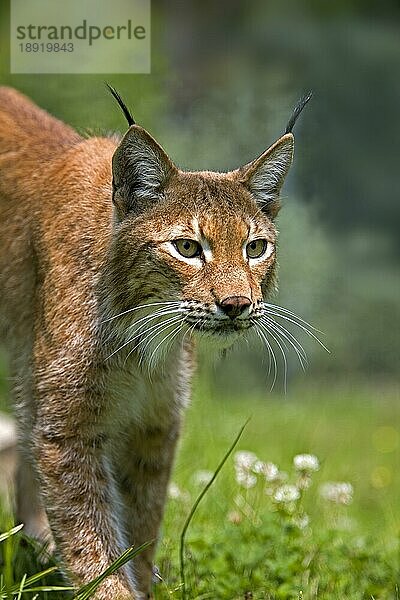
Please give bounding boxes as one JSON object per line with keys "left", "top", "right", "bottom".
{"left": 103, "top": 90, "right": 312, "bottom": 366}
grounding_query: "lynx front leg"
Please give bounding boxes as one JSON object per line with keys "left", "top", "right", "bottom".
{"left": 16, "top": 448, "right": 51, "bottom": 542}
{"left": 116, "top": 420, "right": 181, "bottom": 597}
{"left": 33, "top": 399, "right": 139, "bottom": 599}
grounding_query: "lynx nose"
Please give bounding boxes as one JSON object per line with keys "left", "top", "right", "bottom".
{"left": 218, "top": 295, "right": 252, "bottom": 320}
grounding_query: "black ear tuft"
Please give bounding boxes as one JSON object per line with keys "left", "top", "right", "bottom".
{"left": 285, "top": 91, "right": 312, "bottom": 134}
{"left": 106, "top": 83, "right": 135, "bottom": 127}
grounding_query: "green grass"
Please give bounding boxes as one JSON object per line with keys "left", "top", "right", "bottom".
{"left": 1, "top": 380, "right": 399, "bottom": 598}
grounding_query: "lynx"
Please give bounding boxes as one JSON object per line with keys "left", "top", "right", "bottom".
{"left": 0, "top": 86, "right": 310, "bottom": 599}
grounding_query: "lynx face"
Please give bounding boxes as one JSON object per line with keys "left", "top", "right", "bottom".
{"left": 103, "top": 125, "right": 294, "bottom": 363}
{"left": 140, "top": 179, "right": 276, "bottom": 334}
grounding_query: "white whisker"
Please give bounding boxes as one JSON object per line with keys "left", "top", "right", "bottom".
{"left": 100, "top": 301, "right": 180, "bottom": 324}
{"left": 147, "top": 320, "right": 185, "bottom": 371}
{"left": 254, "top": 324, "right": 278, "bottom": 391}
{"left": 262, "top": 305, "right": 330, "bottom": 353}
{"left": 258, "top": 321, "right": 288, "bottom": 393}
{"left": 259, "top": 316, "right": 308, "bottom": 371}
{"left": 124, "top": 307, "right": 182, "bottom": 336}
{"left": 129, "top": 316, "right": 183, "bottom": 364}
{"left": 106, "top": 312, "right": 182, "bottom": 360}
{"left": 252, "top": 326, "right": 272, "bottom": 378}
{"left": 182, "top": 321, "right": 197, "bottom": 346}
{"left": 262, "top": 302, "right": 323, "bottom": 334}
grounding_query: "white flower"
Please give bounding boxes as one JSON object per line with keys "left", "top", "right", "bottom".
{"left": 192, "top": 470, "right": 214, "bottom": 486}
{"left": 251, "top": 460, "right": 266, "bottom": 474}
{"left": 319, "top": 482, "right": 353, "bottom": 505}
{"left": 227, "top": 510, "right": 242, "bottom": 524}
{"left": 234, "top": 451, "right": 258, "bottom": 471}
{"left": 168, "top": 482, "right": 183, "bottom": 499}
{"left": 293, "top": 513, "right": 310, "bottom": 529}
{"left": 293, "top": 454, "right": 320, "bottom": 472}
{"left": 236, "top": 470, "right": 257, "bottom": 489}
{"left": 273, "top": 484, "right": 300, "bottom": 503}
{"left": 168, "top": 482, "right": 190, "bottom": 501}
{"left": 252, "top": 460, "right": 280, "bottom": 482}
{"left": 297, "top": 473, "right": 312, "bottom": 490}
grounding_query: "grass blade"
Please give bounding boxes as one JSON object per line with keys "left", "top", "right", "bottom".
{"left": 9, "top": 567, "right": 65, "bottom": 594}
{"left": 73, "top": 541, "right": 152, "bottom": 600}
{"left": 10, "top": 567, "right": 58, "bottom": 590}
{"left": 15, "top": 586, "right": 75, "bottom": 593}
{"left": 179, "top": 419, "right": 250, "bottom": 599}
{"left": 15, "top": 573, "right": 26, "bottom": 600}
{"left": 0, "top": 524, "right": 24, "bottom": 543}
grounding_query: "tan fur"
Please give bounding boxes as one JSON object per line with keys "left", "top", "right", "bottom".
{"left": 0, "top": 87, "right": 294, "bottom": 598}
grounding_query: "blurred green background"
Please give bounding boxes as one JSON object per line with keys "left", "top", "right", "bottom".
{"left": 0, "top": 1, "right": 399, "bottom": 594}
{"left": 2, "top": 0, "right": 398, "bottom": 392}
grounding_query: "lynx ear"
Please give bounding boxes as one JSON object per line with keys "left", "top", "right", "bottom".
{"left": 236, "top": 133, "right": 294, "bottom": 218}
{"left": 112, "top": 125, "right": 177, "bottom": 218}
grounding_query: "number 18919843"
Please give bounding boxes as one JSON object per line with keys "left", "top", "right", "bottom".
{"left": 18, "top": 43, "right": 74, "bottom": 52}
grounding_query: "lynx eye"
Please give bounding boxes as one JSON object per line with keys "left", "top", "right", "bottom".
{"left": 246, "top": 239, "right": 268, "bottom": 259}
{"left": 173, "top": 239, "right": 202, "bottom": 259}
